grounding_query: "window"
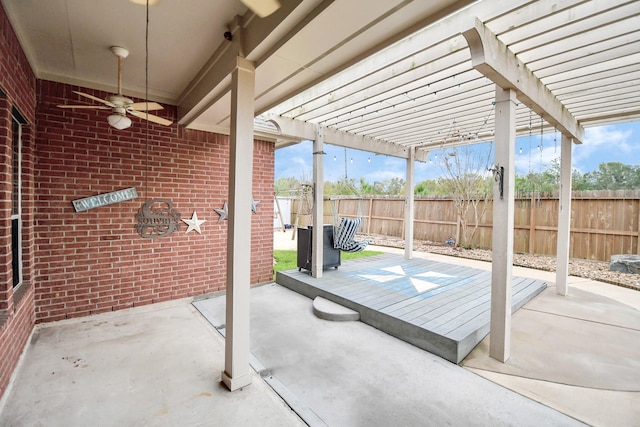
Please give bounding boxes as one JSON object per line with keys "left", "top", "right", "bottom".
{"left": 11, "top": 111, "right": 23, "bottom": 288}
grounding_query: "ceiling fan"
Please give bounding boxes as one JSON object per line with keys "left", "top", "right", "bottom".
{"left": 57, "top": 46, "right": 172, "bottom": 130}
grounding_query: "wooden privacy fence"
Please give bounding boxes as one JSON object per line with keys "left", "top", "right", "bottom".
{"left": 290, "top": 190, "right": 640, "bottom": 262}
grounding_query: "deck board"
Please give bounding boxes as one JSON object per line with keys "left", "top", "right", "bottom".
{"left": 277, "top": 253, "right": 546, "bottom": 363}
{"left": 393, "top": 273, "right": 492, "bottom": 321}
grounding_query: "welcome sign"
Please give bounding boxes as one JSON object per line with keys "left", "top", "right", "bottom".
{"left": 72, "top": 187, "right": 138, "bottom": 212}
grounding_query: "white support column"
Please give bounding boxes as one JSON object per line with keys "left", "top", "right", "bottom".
{"left": 222, "top": 56, "right": 255, "bottom": 392}
{"left": 404, "top": 147, "right": 415, "bottom": 259}
{"left": 555, "top": 134, "right": 573, "bottom": 296}
{"left": 312, "top": 126, "right": 325, "bottom": 278}
{"left": 490, "top": 86, "right": 516, "bottom": 363}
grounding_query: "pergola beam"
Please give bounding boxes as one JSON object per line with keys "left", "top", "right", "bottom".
{"left": 462, "top": 19, "right": 585, "bottom": 144}
{"left": 265, "top": 115, "right": 428, "bottom": 161}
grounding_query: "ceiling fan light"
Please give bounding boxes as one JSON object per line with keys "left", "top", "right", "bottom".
{"left": 108, "top": 113, "right": 132, "bottom": 130}
{"left": 240, "top": 0, "right": 281, "bottom": 18}
{"left": 129, "top": 0, "right": 160, "bottom": 6}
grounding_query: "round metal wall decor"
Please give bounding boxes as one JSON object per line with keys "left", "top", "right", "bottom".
{"left": 135, "top": 199, "right": 182, "bottom": 238}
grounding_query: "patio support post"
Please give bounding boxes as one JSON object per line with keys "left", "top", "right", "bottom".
{"left": 404, "top": 146, "right": 415, "bottom": 259}
{"left": 222, "top": 56, "right": 255, "bottom": 391}
{"left": 312, "top": 126, "right": 325, "bottom": 278}
{"left": 555, "top": 134, "right": 573, "bottom": 295}
{"left": 490, "top": 86, "right": 516, "bottom": 363}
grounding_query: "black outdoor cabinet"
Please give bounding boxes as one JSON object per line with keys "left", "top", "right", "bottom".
{"left": 297, "top": 224, "right": 341, "bottom": 273}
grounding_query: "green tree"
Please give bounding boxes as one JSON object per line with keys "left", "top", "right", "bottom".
{"left": 359, "top": 177, "right": 376, "bottom": 195}
{"left": 323, "top": 180, "right": 338, "bottom": 197}
{"left": 333, "top": 177, "right": 360, "bottom": 195}
{"left": 414, "top": 179, "right": 439, "bottom": 195}
{"left": 540, "top": 158, "right": 560, "bottom": 192}
{"left": 515, "top": 158, "right": 604, "bottom": 193}
{"left": 275, "top": 176, "right": 302, "bottom": 194}
{"left": 386, "top": 177, "right": 406, "bottom": 195}
{"left": 515, "top": 174, "right": 532, "bottom": 194}
{"left": 571, "top": 169, "right": 593, "bottom": 191}
{"left": 585, "top": 162, "right": 640, "bottom": 190}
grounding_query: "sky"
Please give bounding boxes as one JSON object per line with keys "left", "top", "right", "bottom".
{"left": 275, "top": 121, "right": 640, "bottom": 185}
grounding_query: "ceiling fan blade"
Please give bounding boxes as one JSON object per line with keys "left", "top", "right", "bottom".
{"left": 73, "top": 91, "right": 115, "bottom": 107}
{"left": 57, "top": 105, "right": 110, "bottom": 109}
{"left": 127, "top": 102, "right": 164, "bottom": 111}
{"left": 128, "top": 110, "right": 173, "bottom": 126}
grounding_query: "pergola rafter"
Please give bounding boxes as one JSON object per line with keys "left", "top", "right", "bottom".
{"left": 462, "top": 18, "right": 584, "bottom": 144}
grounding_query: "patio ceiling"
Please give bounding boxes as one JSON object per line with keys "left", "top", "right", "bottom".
{"left": 2, "top": 0, "right": 639, "bottom": 159}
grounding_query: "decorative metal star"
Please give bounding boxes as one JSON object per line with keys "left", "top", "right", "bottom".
{"left": 214, "top": 202, "right": 228, "bottom": 222}
{"left": 251, "top": 199, "right": 260, "bottom": 214}
{"left": 182, "top": 211, "right": 206, "bottom": 234}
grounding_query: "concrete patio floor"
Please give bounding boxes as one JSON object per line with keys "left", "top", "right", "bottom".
{"left": 0, "top": 231, "right": 638, "bottom": 426}
{"left": 0, "top": 298, "right": 305, "bottom": 427}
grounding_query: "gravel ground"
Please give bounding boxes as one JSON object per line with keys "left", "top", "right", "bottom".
{"left": 362, "top": 234, "right": 640, "bottom": 292}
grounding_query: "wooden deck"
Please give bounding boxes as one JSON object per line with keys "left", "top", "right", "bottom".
{"left": 276, "top": 253, "right": 547, "bottom": 363}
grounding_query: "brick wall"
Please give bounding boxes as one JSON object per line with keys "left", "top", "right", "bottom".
{"left": 1, "top": 1, "right": 276, "bottom": 400}
{"left": 251, "top": 139, "right": 276, "bottom": 284}
{"left": 0, "top": 2, "right": 37, "bottom": 400}
{"left": 35, "top": 80, "right": 275, "bottom": 322}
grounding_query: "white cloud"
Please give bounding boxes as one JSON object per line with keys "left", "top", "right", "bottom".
{"left": 570, "top": 125, "right": 633, "bottom": 172}
{"left": 364, "top": 168, "right": 404, "bottom": 182}
{"left": 363, "top": 156, "right": 405, "bottom": 182}
{"left": 583, "top": 126, "right": 632, "bottom": 150}
{"left": 415, "top": 161, "right": 439, "bottom": 181}
{"left": 276, "top": 152, "right": 312, "bottom": 181}
{"left": 515, "top": 145, "right": 561, "bottom": 175}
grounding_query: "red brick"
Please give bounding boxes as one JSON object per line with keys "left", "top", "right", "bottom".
{"left": 0, "top": 1, "right": 275, "bottom": 402}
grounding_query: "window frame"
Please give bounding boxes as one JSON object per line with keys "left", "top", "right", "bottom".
{"left": 11, "top": 111, "right": 24, "bottom": 289}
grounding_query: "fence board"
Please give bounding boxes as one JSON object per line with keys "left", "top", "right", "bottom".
{"left": 285, "top": 191, "right": 640, "bottom": 262}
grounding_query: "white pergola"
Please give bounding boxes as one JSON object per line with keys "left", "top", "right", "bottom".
{"left": 250, "top": 0, "right": 639, "bottom": 369}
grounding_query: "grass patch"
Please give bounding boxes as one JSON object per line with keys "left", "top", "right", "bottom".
{"left": 273, "top": 249, "right": 383, "bottom": 279}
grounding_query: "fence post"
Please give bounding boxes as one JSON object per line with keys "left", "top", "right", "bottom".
{"left": 637, "top": 196, "right": 640, "bottom": 255}
{"left": 528, "top": 194, "right": 536, "bottom": 254}
{"left": 367, "top": 198, "right": 373, "bottom": 234}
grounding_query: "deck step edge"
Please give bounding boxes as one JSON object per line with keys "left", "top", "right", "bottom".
{"left": 313, "top": 296, "right": 360, "bottom": 321}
